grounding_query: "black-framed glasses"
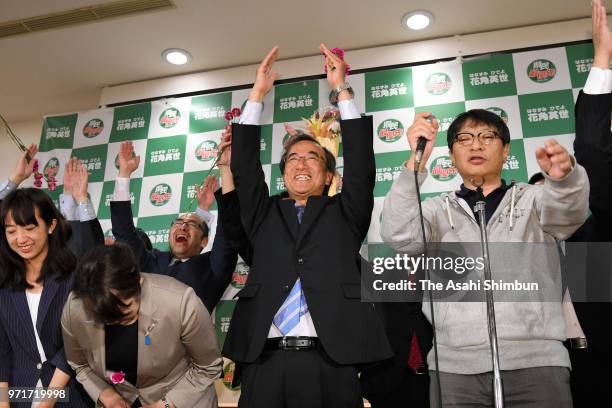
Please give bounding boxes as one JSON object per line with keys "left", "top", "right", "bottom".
{"left": 454, "top": 130, "right": 499, "bottom": 147}
{"left": 286, "top": 152, "right": 323, "bottom": 166}
{"left": 171, "top": 219, "right": 204, "bottom": 232}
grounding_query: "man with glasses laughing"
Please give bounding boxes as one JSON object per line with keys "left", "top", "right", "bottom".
{"left": 109, "top": 140, "right": 239, "bottom": 313}
{"left": 381, "top": 109, "right": 589, "bottom": 407}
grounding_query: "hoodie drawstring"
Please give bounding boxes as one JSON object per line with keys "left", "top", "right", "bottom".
{"left": 445, "top": 196, "right": 455, "bottom": 230}
{"left": 509, "top": 184, "right": 517, "bottom": 231}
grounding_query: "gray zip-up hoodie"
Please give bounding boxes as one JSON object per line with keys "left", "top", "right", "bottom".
{"left": 381, "top": 161, "right": 589, "bottom": 374}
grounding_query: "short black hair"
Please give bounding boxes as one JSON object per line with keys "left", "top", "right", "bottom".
{"left": 278, "top": 134, "right": 336, "bottom": 175}
{"left": 0, "top": 188, "right": 74, "bottom": 291}
{"left": 447, "top": 109, "right": 511, "bottom": 150}
{"left": 528, "top": 172, "right": 545, "bottom": 185}
{"left": 73, "top": 243, "right": 141, "bottom": 324}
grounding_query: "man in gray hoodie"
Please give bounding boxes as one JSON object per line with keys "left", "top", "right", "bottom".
{"left": 381, "top": 109, "right": 589, "bottom": 407}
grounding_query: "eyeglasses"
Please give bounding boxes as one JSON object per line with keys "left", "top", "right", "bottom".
{"left": 286, "top": 153, "right": 323, "bottom": 166}
{"left": 453, "top": 130, "right": 499, "bottom": 147}
{"left": 171, "top": 219, "right": 204, "bottom": 232}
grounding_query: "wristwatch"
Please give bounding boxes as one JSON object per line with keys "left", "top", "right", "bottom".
{"left": 329, "top": 82, "right": 354, "bottom": 105}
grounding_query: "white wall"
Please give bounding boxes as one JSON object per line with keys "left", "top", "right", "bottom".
{"left": 0, "top": 16, "right": 597, "bottom": 183}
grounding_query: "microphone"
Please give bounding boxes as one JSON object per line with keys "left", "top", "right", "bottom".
{"left": 414, "top": 115, "right": 436, "bottom": 169}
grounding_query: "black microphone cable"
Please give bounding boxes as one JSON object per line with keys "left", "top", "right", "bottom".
{"left": 413, "top": 115, "right": 443, "bottom": 408}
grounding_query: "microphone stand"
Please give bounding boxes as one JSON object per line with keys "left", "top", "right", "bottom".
{"left": 473, "top": 180, "right": 504, "bottom": 408}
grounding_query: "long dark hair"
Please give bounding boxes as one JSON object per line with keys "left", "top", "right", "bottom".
{"left": 73, "top": 243, "right": 141, "bottom": 324}
{"left": 0, "top": 188, "right": 75, "bottom": 291}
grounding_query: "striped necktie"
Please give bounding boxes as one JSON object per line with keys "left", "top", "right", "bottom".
{"left": 272, "top": 204, "right": 308, "bottom": 335}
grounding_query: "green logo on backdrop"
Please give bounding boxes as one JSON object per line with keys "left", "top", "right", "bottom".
{"left": 43, "top": 158, "right": 60, "bottom": 182}
{"left": 195, "top": 140, "right": 219, "bottom": 162}
{"left": 426, "top": 73, "right": 452, "bottom": 95}
{"left": 149, "top": 183, "right": 172, "bottom": 207}
{"left": 486, "top": 107, "right": 509, "bottom": 123}
{"left": 159, "top": 107, "right": 181, "bottom": 129}
{"left": 502, "top": 140, "right": 528, "bottom": 183}
{"left": 429, "top": 156, "right": 457, "bottom": 182}
{"left": 83, "top": 119, "right": 104, "bottom": 138}
{"left": 231, "top": 261, "right": 250, "bottom": 289}
{"left": 365, "top": 67, "right": 413, "bottom": 112}
{"left": 377, "top": 119, "right": 404, "bottom": 143}
{"left": 527, "top": 59, "right": 556, "bottom": 83}
{"left": 519, "top": 90, "right": 575, "bottom": 138}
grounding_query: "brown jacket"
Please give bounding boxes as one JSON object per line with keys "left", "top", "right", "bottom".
{"left": 61, "top": 273, "right": 222, "bottom": 407}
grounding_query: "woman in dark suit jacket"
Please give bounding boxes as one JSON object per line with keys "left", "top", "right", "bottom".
{"left": 0, "top": 150, "right": 97, "bottom": 408}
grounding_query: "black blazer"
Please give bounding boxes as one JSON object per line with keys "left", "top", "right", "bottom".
{"left": 110, "top": 197, "right": 237, "bottom": 313}
{"left": 223, "top": 117, "right": 392, "bottom": 365}
{"left": 218, "top": 190, "right": 432, "bottom": 395}
{"left": 567, "top": 90, "right": 612, "bottom": 353}
{"left": 0, "top": 219, "right": 103, "bottom": 407}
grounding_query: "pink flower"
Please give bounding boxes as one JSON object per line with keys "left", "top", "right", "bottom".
{"left": 331, "top": 47, "right": 345, "bottom": 60}
{"left": 48, "top": 182, "right": 57, "bottom": 191}
{"left": 34, "top": 172, "right": 43, "bottom": 180}
{"left": 224, "top": 111, "right": 234, "bottom": 122}
{"left": 32, "top": 160, "right": 39, "bottom": 172}
{"left": 33, "top": 179, "right": 42, "bottom": 188}
{"left": 110, "top": 371, "right": 125, "bottom": 384}
{"left": 231, "top": 108, "right": 241, "bottom": 118}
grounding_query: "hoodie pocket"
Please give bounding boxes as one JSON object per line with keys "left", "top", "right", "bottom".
{"left": 437, "top": 302, "right": 488, "bottom": 348}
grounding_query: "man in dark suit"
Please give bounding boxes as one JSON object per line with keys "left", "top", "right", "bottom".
{"left": 110, "top": 141, "right": 238, "bottom": 313}
{"left": 563, "top": 1, "right": 612, "bottom": 405}
{"left": 222, "top": 44, "right": 392, "bottom": 407}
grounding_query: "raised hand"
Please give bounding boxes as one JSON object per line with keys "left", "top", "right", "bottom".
{"left": 196, "top": 175, "right": 219, "bottom": 211}
{"left": 249, "top": 46, "right": 279, "bottom": 103}
{"left": 72, "top": 159, "right": 89, "bottom": 203}
{"left": 9, "top": 144, "right": 38, "bottom": 185}
{"left": 63, "top": 157, "right": 77, "bottom": 196}
{"left": 320, "top": 43, "right": 348, "bottom": 91}
{"left": 217, "top": 128, "right": 232, "bottom": 167}
{"left": 405, "top": 112, "right": 440, "bottom": 171}
{"left": 118, "top": 141, "right": 140, "bottom": 178}
{"left": 592, "top": 0, "right": 612, "bottom": 69}
{"left": 535, "top": 139, "right": 573, "bottom": 180}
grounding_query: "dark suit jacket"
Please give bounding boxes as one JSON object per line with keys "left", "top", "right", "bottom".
{"left": 567, "top": 90, "right": 612, "bottom": 353}
{"left": 218, "top": 190, "right": 432, "bottom": 395}
{"left": 223, "top": 117, "right": 392, "bottom": 365}
{"left": 0, "top": 219, "right": 103, "bottom": 407}
{"left": 110, "top": 197, "right": 237, "bottom": 313}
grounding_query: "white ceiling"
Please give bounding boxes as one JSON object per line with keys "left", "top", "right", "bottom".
{"left": 0, "top": 0, "right": 600, "bottom": 123}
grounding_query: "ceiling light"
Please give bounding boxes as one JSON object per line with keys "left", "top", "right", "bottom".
{"left": 402, "top": 10, "right": 434, "bottom": 30}
{"left": 162, "top": 48, "right": 192, "bottom": 65}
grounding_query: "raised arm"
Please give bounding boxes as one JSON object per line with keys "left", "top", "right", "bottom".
{"left": 535, "top": 139, "right": 590, "bottom": 240}
{"left": 0, "top": 144, "right": 37, "bottom": 200}
{"left": 111, "top": 141, "right": 158, "bottom": 271}
{"left": 381, "top": 113, "right": 440, "bottom": 252}
{"left": 231, "top": 47, "right": 278, "bottom": 238}
{"left": 574, "top": 0, "right": 612, "bottom": 219}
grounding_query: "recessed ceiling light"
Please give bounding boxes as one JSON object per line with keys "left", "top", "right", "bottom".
{"left": 162, "top": 48, "right": 192, "bottom": 65}
{"left": 402, "top": 10, "right": 434, "bottom": 30}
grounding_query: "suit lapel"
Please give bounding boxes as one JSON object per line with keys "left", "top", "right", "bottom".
{"left": 278, "top": 199, "right": 299, "bottom": 241}
{"left": 136, "top": 275, "right": 160, "bottom": 388}
{"left": 9, "top": 290, "right": 42, "bottom": 362}
{"left": 296, "top": 196, "right": 327, "bottom": 247}
{"left": 36, "top": 276, "right": 60, "bottom": 333}
{"left": 81, "top": 314, "right": 107, "bottom": 378}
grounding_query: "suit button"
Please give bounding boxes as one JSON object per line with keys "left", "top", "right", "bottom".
{"left": 36, "top": 363, "right": 42, "bottom": 370}
{"left": 297, "top": 257, "right": 304, "bottom": 265}
{"left": 282, "top": 285, "right": 291, "bottom": 292}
